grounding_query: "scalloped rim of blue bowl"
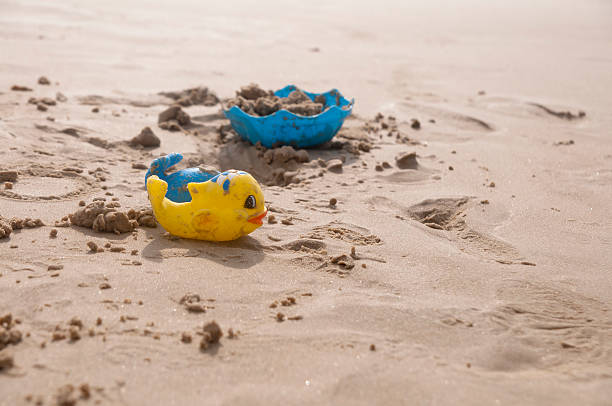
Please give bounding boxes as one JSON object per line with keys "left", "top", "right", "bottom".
{"left": 222, "top": 85, "right": 354, "bottom": 148}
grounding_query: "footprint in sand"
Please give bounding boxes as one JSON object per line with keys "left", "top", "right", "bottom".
{"left": 370, "top": 151, "right": 438, "bottom": 184}
{"left": 104, "top": 337, "right": 200, "bottom": 369}
{"left": 277, "top": 223, "right": 383, "bottom": 277}
{"left": 301, "top": 221, "right": 382, "bottom": 246}
{"left": 399, "top": 101, "right": 495, "bottom": 133}
{"left": 479, "top": 280, "right": 612, "bottom": 373}
{"left": 367, "top": 195, "right": 526, "bottom": 264}
{"left": 466, "top": 337, "right": 544, "bottom": 372}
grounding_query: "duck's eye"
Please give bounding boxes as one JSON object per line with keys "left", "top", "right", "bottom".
{"left": 244, "top": 195, "right": 256, "bottom": 209}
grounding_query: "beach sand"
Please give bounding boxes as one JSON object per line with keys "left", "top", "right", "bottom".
{"left": 1, "top": 0, "right": 612, "bottom": 404}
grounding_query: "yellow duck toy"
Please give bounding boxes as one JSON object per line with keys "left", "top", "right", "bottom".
{"left": 146, "top": 169, "right": 267, "bottom": 242}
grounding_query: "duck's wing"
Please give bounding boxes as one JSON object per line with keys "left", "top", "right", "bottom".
{"left": 191, "top": 209, "right": 221, "bottom": 232}
{"left": 187, "top": 182, "right": 223, "bottom": 232}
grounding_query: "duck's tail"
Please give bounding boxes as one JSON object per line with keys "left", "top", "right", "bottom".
{"left": 146, "top": 175, "right": 169, "bottom": 214}
{"left": 145, "top": 152, "right": 183, "bottom": 184}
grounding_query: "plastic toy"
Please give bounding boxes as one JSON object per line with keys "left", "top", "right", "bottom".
{"left": 223, "top": 85, "right": 353, "bottom": 148}
{"left": 145, "top": 154, "right": 267, "bottom": 241}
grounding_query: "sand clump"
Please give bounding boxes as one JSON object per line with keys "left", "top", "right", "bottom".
{"left": 326, "top": 159, "right": 343, "bottom": 173}
{"left": 49, "top": 317, "right": 86, "bottom": 344}
{"left": 395, "top": 151, "right": 419, "bottom": 169}
{"left": 181, "top": 332, "right": 192, "bottom": 343}
{"left": 69, "top": 202, "right": 133, "bottom": 234}
{"left": 29, "top": 96, "right": 56, "bottom": 112}
{"left": 127, "top": 207, "right": 157, "bottom": 228}
{"left": 55, "top": 383, "right": 92, "bottom": 406}
{"left": 270, "top": 296, "right": 298, "bottom": 308}
{"left": 69, "top": 202, "right": 156, "bottom": 234}
{"left": 131, "top": 162, "right": 148, "bottom": 170}
{"left": 158, "top": 106, "right": 191, "bottom": 131}
{"left": 0, "top": 314, "right": 22, "bottom": 352}
{"left": 327, "top": 124, "right": 376, "bottom": 155}
{"left": 10, "top": 217, "right": 45, "bottom": 229}
{"left": 159, "top": 86, "right": 219, "bottom": 107}
{"left": 554, "top": 140, "right": 575, "bottom": 146}
{"left": 10, "top": 85, "right": 32, "bottom": 91}
{"left": 130, "top": 126, "right": 160, "bottom": 148}
{"left": 0, "top": 216, "right": 44, "bottom": 238}
{"left": 87, "top": 241, "right": 103, "bottom": 253}
{"left": 227, "top": 83, "right": 326, "bottom": 117}
{"left": 179, "top": 293, "right": 208, "bottom": 313}
{"left": 369, "top": 113, "right": 421, "bottom": 146}
{"left": 219, "top": 139, "right": 314, "bottom": 186}
{"left": 0, "top": 171, "right": 18, "bottom": 182}
{"left": 28, "top": 97, "right": 56, "bottom": 107}
{"left": 0, "top": 351, "right": 14, "bottom": 371}
{"left": 331, "top": 253, "right": 355, "bottom": 269}
{"left": 262, "top": 146, "right": 309, "bottom": 165}
{"left": 257, "top": 145, "right": 312, "bottom": 185}
{"left": 0, "top": 217, "right": 11, "bottom": 238}
{"left": 200, "top": 321, "right": 222, "bottom": 350}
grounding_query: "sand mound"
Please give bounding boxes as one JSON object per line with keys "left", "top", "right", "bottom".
{"left": 200, "top": 321, "right": 223, "bottom": 350}
{"left": 226, "top": 83, "right": 325, "bottom": 117}
{"left": 0, "top": 216, "right": 44, "bottom": 238}
{"left": 395, "top": 151, "right": 419, "bottom": 169}
{"left": 0, "top": 314, "right": 22, "bottom": 351}
{"left": 218, "top": 140, "right": 315, "bottom": 186}
{"left": 158, "top": 106, "right": 191, "bottom": 131}
{"left": 159, "top": 86, "right": 219, "bottom": 107}
{"left": 0, "top": 171, "right": 18, "bottom": 182}
{"left": 0, "top": 217, "right": 11, "bottom": 238}
{"left": 130, "top": 126, "right": 160, "bottom": 148}
{"left": 70, "top": 201, "right": 134, "bottom": 234}
{"left": 69, "top": 202, "right": 156, "bottom": 234}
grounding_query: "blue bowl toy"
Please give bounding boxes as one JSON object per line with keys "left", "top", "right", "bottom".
{"left": 223, "top": 85, "right": 354, "bottom": 149}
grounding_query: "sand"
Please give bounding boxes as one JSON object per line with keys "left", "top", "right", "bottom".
{"left": 1, "top": 0, "right": 612, "bottom": 405}
{"left": 227, "top": 84, "right": 325, "bottom": 117}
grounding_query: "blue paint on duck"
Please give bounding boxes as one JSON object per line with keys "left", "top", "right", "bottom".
{"left": 145, "top": 153, "right": 219, "bottom": 203}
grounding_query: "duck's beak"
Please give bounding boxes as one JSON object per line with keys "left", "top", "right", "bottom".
{"left": 247, "top": 208, "right": 267, "bottom": 225}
